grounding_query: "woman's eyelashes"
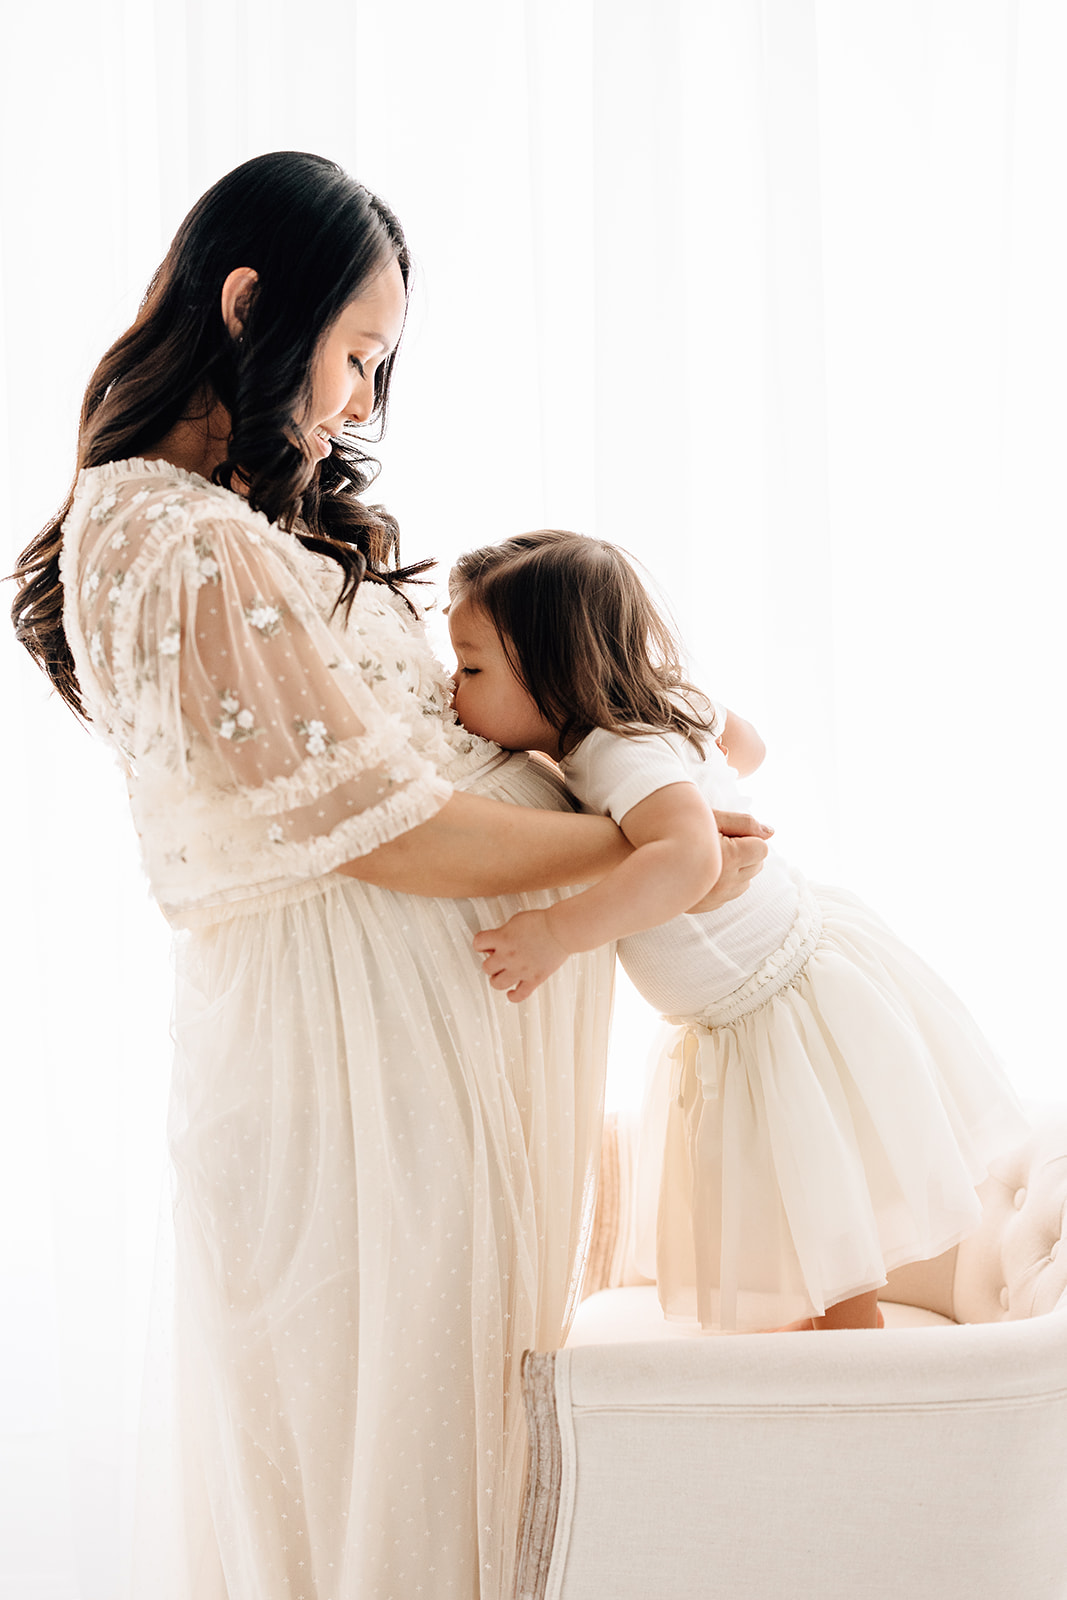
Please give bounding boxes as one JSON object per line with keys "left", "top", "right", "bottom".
{"left": 349, "top": 355, "right": 367, "bottom": 376}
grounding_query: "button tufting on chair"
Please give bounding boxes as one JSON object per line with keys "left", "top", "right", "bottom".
{"left": 1013, "top": 1186, "right": 1027, "bottom": 1208}
{"left": 998, "top": 1286, "right": 1010, "bottom": 1309}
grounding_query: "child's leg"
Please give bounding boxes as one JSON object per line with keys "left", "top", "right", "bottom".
{"left": 764, "top": 1293, "right": 885, "bottom": 1332}
{"left": 812, "top": 1290, "right": 882, "bottom": 1330}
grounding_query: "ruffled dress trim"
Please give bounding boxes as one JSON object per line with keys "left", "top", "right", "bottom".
{"left": 166, "top": 770, "right": 452, "bottom": 929}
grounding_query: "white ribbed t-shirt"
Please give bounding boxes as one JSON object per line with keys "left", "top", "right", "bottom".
{"left": 560, "top": 721, "right": 799, "bottom": 1017}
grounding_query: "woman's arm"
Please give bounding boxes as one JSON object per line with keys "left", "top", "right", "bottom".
{"left": 335, "top": 791, "right": 771, "bottom": 904}
{"left": 472, "top": 782, "right": 729, "bottom": 1000}
{"left": 334, "top": 790, "right": 630, "bottom": 896}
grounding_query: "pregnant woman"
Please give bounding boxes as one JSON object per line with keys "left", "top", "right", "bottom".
{"left": 10, "top": 151, "right": 767, "bottom": 1599}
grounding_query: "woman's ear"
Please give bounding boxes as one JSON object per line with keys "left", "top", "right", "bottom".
{"left": 220, "top": 267, "right": 259, "bottom": 340}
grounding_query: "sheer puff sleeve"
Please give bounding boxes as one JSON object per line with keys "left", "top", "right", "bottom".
{"left": 67, "top": 474, "right": 451, "bottom": 920}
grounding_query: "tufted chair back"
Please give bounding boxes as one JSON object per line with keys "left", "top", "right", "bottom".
{"left": 955, "top": 1116, "right": 1067, "bottom": 1321}
{"left": 879, "top": 1115, "right": 1067, "bottom": 1324}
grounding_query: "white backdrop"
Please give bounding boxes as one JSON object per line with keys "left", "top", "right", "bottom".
{"left": 2, "top": 2, "right": 1066, "bottom": 1595}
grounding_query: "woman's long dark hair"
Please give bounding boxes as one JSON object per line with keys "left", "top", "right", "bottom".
{"left": 11, "top": 150, "right": 429, "bottom": 717}
{"left": 450, "top": 530, "right": 715, "bottom": 757}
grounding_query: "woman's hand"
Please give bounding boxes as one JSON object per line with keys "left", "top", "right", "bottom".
{"left": 686, "top": 810, "right": 773, "bottom": 914}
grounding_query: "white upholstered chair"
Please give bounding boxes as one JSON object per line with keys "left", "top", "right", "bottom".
{"left": 514, "top": 1113, "right": 1067, "bottom": 1600}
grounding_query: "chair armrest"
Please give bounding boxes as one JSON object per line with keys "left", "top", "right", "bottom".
{"left": 517, "top": 1314, "right": 1067, "bottom": 1600}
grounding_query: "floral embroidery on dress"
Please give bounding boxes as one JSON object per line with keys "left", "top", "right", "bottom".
{"left": 158, "top": 620, "right": 182, "bottom": 657}
{"left": 108, "top": 571, "right": 126, "bottom": 608}
{"left": 267, "top": 823, "right": 286, "bottom": 845}
{"left": 185, "top": 535, "right": 221, "bottom": 588}
{"left": 245, "top": 598, "right": 285, "bottom": 636}
{"left": 421, "top": 684, "right": 450, "bottom": 719}
{"left": 358, "top": 653, "right": 386, "bottom": 685}
{"left": 109, "top": 529, "right": 129, "bottom": 550}
{"left": 295, "top": 717, "right": 333, "bottom": 758}
{"left": 144, "top": 498, "right": 186, "bottom": 525}
{"left": 88, "top": 490, "right": 119, "bottom": 523}
{"left": 217, "top": 690, "right": 259, "bottom": 743}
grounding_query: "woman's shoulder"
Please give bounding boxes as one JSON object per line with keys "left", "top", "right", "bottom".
{"left": 61, "top": 460, "right": 333, "bottom": 712}
{"left": 63, "top": 457, "right": 318, "bottom": 607}
{"left": 68, "top": 458, "right": 275, "bottom": 552}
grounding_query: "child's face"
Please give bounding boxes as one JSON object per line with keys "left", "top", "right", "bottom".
{"left": 448, "top": 596, "right": 561, "bottom": 759}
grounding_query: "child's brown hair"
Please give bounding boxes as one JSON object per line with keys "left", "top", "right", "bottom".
{"left": 450, "top": 530, "right": 714, "bottom": 757}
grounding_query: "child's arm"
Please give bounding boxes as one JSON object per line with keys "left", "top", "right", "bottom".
{"left": 717, "top": 710, "right": 766, "bottom": 777}
{"left": 472, "top": 782, "right": 722, "bottom": 1001}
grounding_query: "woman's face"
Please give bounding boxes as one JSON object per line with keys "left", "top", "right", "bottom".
{"left": 448, "top": 596, "right": 562, "bottom": 758}
{"left": 303, "top": 256, "right": 407, "bottom": 460}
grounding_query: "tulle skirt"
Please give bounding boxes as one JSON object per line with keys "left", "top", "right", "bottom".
{"left": 642, "top": 882, "right": 1028, "bottom": 1332}
{"left": 155, "top": 756, "right": 614, "bottom": 1600}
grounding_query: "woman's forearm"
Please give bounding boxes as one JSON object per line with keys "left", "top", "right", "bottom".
{"left": 334, "top": 790, "right": 632, "bottom": 897}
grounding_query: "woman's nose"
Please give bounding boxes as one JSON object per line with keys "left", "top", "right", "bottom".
{"left": 347, "top": 370, "right": 375, "bottom": 424}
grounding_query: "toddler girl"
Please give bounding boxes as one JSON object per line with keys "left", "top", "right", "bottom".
{"left": 448, "top": 529, "right": 1028, "bottom": 1333}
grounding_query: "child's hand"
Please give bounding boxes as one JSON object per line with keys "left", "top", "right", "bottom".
{"left": 472, "top": 910, "right": 571, "bottom": 1002}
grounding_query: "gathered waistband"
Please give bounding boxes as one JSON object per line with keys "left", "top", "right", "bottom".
{"left": 663, "top": 879, "right": 823, "bottom": 1105}
{"left": 166, "top": 873, "right": 336, "bottom": 930}
{"left": 664, "top": 877, "right": 823, "bottom": 1031}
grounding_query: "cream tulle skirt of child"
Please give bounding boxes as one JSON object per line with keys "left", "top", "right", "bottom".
{"left": 638, "top": 881, "right": 1028, "bottom": 1333}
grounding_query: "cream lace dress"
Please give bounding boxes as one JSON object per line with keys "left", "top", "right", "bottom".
{"left": 60, "top": 459, "right": 614, "bottom": 1600}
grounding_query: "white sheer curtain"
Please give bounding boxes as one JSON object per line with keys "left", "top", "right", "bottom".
{"left": 2, "top": 3, "right": 1065, "bottom": 1594}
